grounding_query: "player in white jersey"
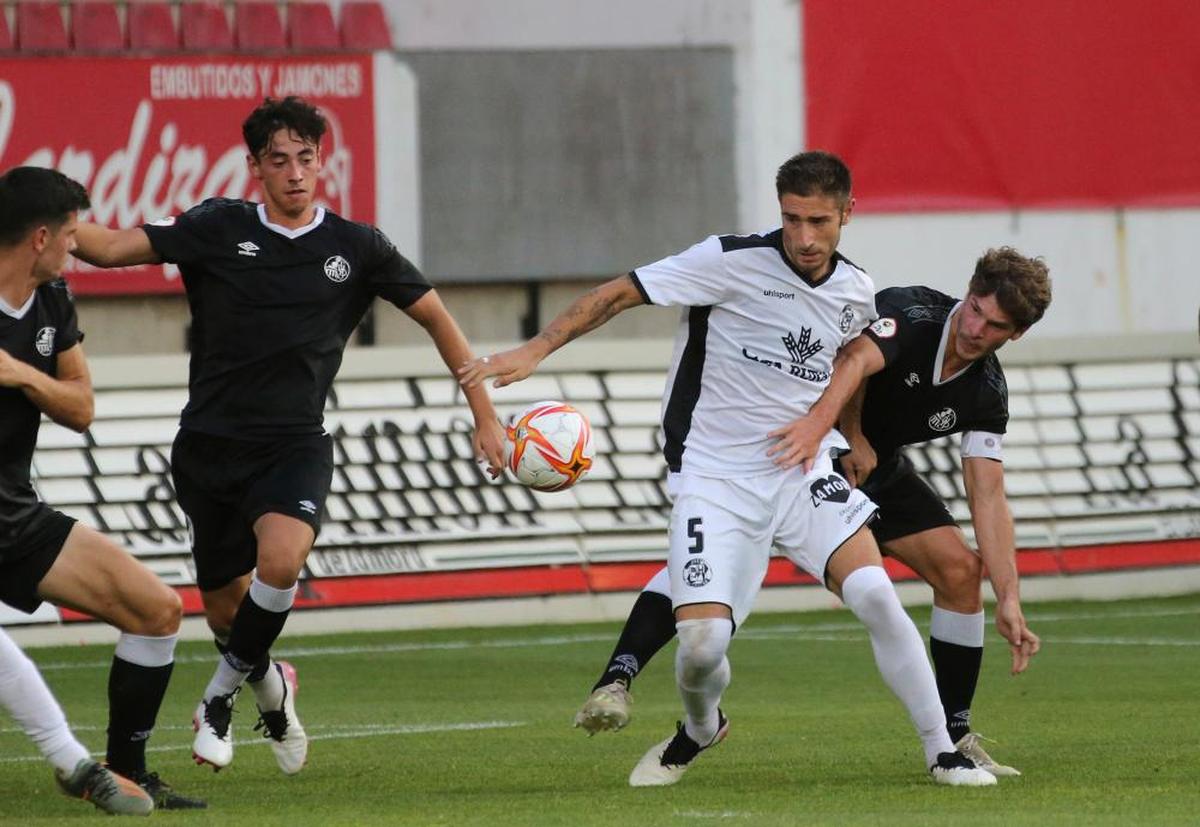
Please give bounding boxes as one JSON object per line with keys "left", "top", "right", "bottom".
{"left": 460, "top": 151, "right": 994, "bottom": 787}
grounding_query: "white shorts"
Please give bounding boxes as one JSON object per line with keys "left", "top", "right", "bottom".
{"left": 667, "top": 451, "right": 877, "bottom": 626}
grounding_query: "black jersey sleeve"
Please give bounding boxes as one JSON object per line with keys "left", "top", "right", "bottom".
{"left": 142, "top": 198, "right": 237, "bottom": 265}
{"left": 861, "top": 288, "right": 915, "bottom": 367}
{"left": 364, "top": 227, "right": 432, "bottom": 309}
{"left": 45, "top": 280, "right": 83, "bottom": 351}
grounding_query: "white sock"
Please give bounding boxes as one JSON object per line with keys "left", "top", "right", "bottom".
{"left": 675, "top": 618, "right": 733, "bottom": 746}
{"left": 841, "top": 566, "right": 954, "bottom": 767}
{"left": 204, "top": 658, "right": 250, "bottom": 702}
{"left": 0, "top": 629, "right": 90, "bottom": 776}
{"left": 250, "top": 662, "right": 284, "bottom": 711}
{"left": 930, "top": 606, "right": 985, "bottom": 648}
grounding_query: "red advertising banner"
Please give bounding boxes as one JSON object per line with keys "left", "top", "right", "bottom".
{"left": 0, "top": 55, "right": 376, "bottom": 294}
{"left": 804, "top": 0, "right": 1200, "bottom": 211}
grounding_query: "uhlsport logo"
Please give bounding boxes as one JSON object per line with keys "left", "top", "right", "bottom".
{"left": 683, "top": 558, "right": 712, "bottom": 587}
{"left": 838, "top": 304, "right": 855, "bottom": 334}
{"left": 324, "top": 255, "right": 351, "bottom": 283}
{"left": 928, "top": 407, "right": 957, "bottom": 432}
{"left": 35, "top": 327, "right": 55, "bottom": 357}
{"left": 809, "top": 474, "right": 851, "bottom": 507}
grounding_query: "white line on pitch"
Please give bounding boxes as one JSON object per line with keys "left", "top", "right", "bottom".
{"left": 0, "top": 720, "right": 525, "bottom": 764}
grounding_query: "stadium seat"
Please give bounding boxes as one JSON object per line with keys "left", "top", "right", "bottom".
{"left": 180, "top": 0, "right": 232, "bottom": 51}
{"left": 287, "top": 0, "right": 338, "bottom": 50}
{"left": 234, "top": 0, "right": 284, "bottom": 51}
{"left": 0, "top": 7, "right": 14, "bottom": 50}
{"left": 128, "top": 0, "right": 179, "bottom": 50}
{"left": 338, "top": 0, "right": 391, "bottom": 50}
{"left": 15, "top": 0, "right": 69, "bottom": 51}
{"left": 71, "top": 1, "right": 124, "bottom": 52}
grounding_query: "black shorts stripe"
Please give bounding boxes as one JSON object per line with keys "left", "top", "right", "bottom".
{"left": 662, "top": 306, "right": 712, "bottom": 472}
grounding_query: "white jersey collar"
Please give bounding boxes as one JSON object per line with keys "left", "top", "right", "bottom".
{"left": 256, "top": 204, "right": 326, "bottom": 239}
{"left": 932, "top": 301, "right": 972, "bottom": 386}
{"left": 0, "top": 290, "right": 36, "bottom": 320}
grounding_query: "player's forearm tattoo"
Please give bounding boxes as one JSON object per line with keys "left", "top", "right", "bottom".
{"left": 536, "top": 286, "right": 623, "bottom": 351}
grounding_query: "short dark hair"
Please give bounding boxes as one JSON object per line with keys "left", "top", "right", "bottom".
{"left": 969, "top": 247, "right": 1052, "bottom": 330}
{"left": 775, "top": 151, "right": 852, "bottom": 204}
{"left": 0, "top": 167, "right": 90, "bottom": 247}
{"left": 242, "top": 96, "right": 328, "bottom": 158}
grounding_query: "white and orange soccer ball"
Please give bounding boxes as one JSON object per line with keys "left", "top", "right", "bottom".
{"left": 504, "top": 401, "right": 594, "bottom": 491}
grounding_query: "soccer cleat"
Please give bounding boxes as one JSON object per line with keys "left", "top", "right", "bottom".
{"left": 192, "top": 687, "right": 239, "bottom": 771}
{"left": 56, "top": 758, "right": 154, "bottom": 816}
{"left": 628, "top": 713, "right": 729, "bottom": 787}
{"left": 573, "top": 681, "right": 633, "bottom": 735}
{"left": 955, "top": 732, "right": 1021, "bottom": 777}
{"left": 128, "top": 770, "right": 207, "bottom": 810}
{"left": 253, "top": 661, "right": 308, "bottom": 775}
{"left": 929, "top": 750, "right": 998, "bottom": 786}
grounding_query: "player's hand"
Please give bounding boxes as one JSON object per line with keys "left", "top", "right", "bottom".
{"left": 840, "top": 436, "right": 877, "bottom": 487}
{"left": 995, "top": 596, "right": 1040, "bottom": 675}
{"left": 473, "top": 416, "right": 507, "bottom": 479}
{"left": 766, "top": 414, "right": 828, "bottom": 473}
{"left": 0, "top": 348, "right": 33, "bottom": 389}
{"left": 458, "top": 345, "right": 541, "bottom": 389}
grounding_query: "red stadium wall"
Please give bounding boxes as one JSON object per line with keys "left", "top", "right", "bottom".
{"left": 803, "top": 0, "right": 1200, "bottom": 210}
{"left": 0, "top": 55, "right": 377, "bottom": 294}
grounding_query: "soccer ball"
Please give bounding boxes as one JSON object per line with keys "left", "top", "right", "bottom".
{"left": 505, "top": 401, "right": 594, "bottom": 491}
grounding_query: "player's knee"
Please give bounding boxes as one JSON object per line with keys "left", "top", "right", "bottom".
{"left": 841, "top": 566, "right": 903, "bottom": 628}
{"left": 676, "top": 618, "right": 732, "bottom": 684}
{"left": 141, "top": 587, "right": 183, "bottom": 636}
{"left": 932, "top": 550, "right": 982, "bottom": 609}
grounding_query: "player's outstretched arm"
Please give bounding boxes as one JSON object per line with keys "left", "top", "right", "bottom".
{"left": 72, "top": 224, "right": 160, "bottom": 268}
{"left": 0, "top": 344, "right": 93, "bottom": 432}
{"left": 767, "top": 333, "right": 885, "bottom": 471}
{"left": 962, "top": 456, "right": 1040, "bottom": 675}
{"left": 404, "top": 290, "right": 506, "bottom": 476}
{"left": 458, "top": 274, "right": 644, "bottom": 389}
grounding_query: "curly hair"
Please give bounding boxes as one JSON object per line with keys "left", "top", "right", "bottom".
{"left": 242, "top": 96, "right": 328, "bottom": 158}
{"left": 968, "top": 247, "right": 1052, "bottom": 330}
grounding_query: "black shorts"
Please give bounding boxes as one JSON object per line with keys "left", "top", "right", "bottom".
{"left": 844, "top": 453, "right": 958, "bottom": 545}
{"left": 0, "top": 504, "right": 76, "bottom": 614}
{"left": 171, "top": 429, "right": 333, "bottom": 592}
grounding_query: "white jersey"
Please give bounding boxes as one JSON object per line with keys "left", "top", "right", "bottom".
{"left": 631, "top": 230, "right": 876, "bottom": 477}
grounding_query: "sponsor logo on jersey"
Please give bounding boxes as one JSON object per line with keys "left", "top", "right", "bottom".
{"left": 742, "top": 348, "right": 831, "bottom": 383}
{"left": 928, "top": 407, "right": 957, "bottom": 432}
{"left": 869, "top": 317, "right": 897, "bottom": 338}
{"left": 35, "top": 326, "right": 55, "bottom": 357}
{"left": 809, "top": 474, "right": 851, "bottom": 507}
{"left": 762, "top": 288, "right": 795, "bottom": 301}
{"left": 237, "top": 241, "right": 260, "bottom": 257}
{"left": 298, "top": 499, "right": 317, "bottom": 515}
{"left": 683, "top": 558, "right": 712, "bottom": 587}
{"left": 324, "top": 255, "right": 351, "bottom": 283}
{"left": 838, "top": 304, "right": 855, "bottom": 334}
{"left": 783, "top": 327, "right": 824, "bottom": 365}
{"left": 905, "top": 372, "right": 920, "bottom": 387}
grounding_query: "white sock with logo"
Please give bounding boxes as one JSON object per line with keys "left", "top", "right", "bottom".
{"left": 840, "top": 566, "right": 954, "bottom": 767}
{"left": 675, "top": 618, "right": 733, "bottom": 746}
{"left": 0, "top": 629, "right": 90, "bottom": 776}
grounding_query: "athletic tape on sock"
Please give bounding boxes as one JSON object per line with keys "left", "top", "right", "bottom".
{"left": 249, "top": 575, "right": 298, "bottom": 613}
{"left": 115, "top": 633, "right": 178, "bottom": 668}
{"left": 930, "top": 606, "right": 985, "bottom": 648}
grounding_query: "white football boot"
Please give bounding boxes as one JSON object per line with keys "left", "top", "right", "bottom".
{"left": 929, "top": 750, "right": 998, "bottom": 786}
{"left": 956, "top": 732, "right": 1021, "bottom": 777}
{"left": 629, "top": 713, "right": 729, "bottom": 787}
{"left": 573, "top": 681, "right": 633, "bottom": 734}
{"left": 192, "top": 687, "right": 239, "bottom": 771}
{"left": 252, "top": 661, "right": 308, "bottom": 775}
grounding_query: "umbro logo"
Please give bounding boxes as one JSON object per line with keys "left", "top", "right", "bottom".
{"left": 298, "top": 500, "right": 317, "bottom": 515}
{"left": 237, "top": 241, "right": 260, "bottom": 257}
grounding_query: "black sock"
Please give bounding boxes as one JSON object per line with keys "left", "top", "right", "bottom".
{"left": 106, "top": 657, "right": 173, "bottom": 776}
{"left": 224, "top": 595, "right": 290, "bottom": 676}
{"left": 930, "top": 636, "right": 983, "bottom": 744}
{"left": 215, "top": 639, "right": 271, "bottom": 682}
{"left": 594, "top": 591, "right": 676, "bottom": 691}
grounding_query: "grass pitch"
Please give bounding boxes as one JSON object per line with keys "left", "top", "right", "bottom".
{"left": 2, "top": 594, "right": 1197, "bottom": 825}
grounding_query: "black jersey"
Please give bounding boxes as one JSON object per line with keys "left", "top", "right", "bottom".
{"left": 859, "top": 286, "right": 1008, "bottom": 468}
{"left": 144, "top": 199, "right": 431, "bottom": 440}
{"left": 0, "top": 280, "right": 83, "bottom": 547}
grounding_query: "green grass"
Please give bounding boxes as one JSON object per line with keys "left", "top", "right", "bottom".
{"left": 2, "top": 594, "right": 1197, "bottom": 825}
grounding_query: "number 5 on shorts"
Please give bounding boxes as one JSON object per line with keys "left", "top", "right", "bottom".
{"left": 687, "top": 517, "right": 704, "bottom": 554}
